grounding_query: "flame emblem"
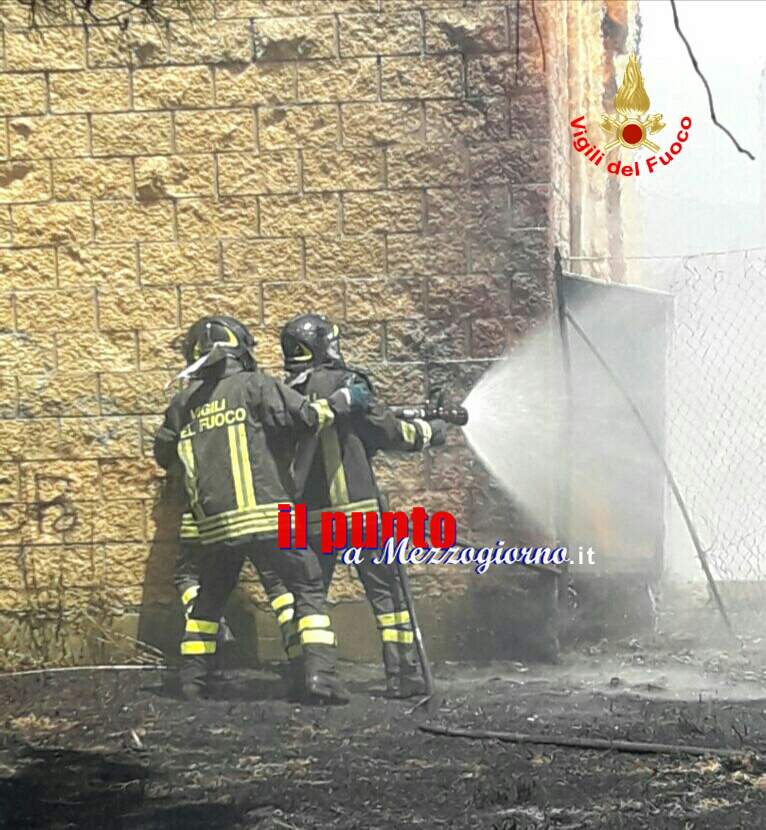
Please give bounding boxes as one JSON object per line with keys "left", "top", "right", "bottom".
{"left": 601, "top": 54, "right": 665, "bottom": 152}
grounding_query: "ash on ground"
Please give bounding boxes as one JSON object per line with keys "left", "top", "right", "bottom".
{"left": 3, "top": 631, "right": 766, "bottom": 829}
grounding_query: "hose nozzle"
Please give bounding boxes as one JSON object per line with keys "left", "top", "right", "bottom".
{"left": 437, "top": 405, "right": 469, "bottom": 426}
{"left": 393, "top": 402, "right": 469, "bottom": 426}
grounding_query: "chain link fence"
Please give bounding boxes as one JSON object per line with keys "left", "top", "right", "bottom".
{"left": 662, "top": 248, "right": 766, "bottom": 589}
{"left": 563, "top": 246, "right": 766, "bottom": 606}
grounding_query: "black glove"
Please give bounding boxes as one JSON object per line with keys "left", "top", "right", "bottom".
{"left": 429, "top": 418, "right": 447, "bottom": 447}
{"left": 328, "top": 381, "right": 370, "bottom": 416}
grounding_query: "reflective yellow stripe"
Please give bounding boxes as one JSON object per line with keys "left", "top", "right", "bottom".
{"left": 181, "top": 640, "right": 217, "bottom": 655}
{"left": 235, "top": 422, "right": 257, "bottom": 508}
{"left": 196, "top": 503, "right": 285, "bottom": 529}
{"left": 306, "top": 500, "right": 380, "bottom": 526}
{"left": 413, "top": 418, "right": 432, "bottom": 448}
{"left": 227, "top": 422, "right": 256, "bottom": 512}
{"left": 271, "top": 592, "right": 295, "bottom": 611}
{"left": 180, "top": 512, "right": 200, "bottom": 539}
{"left": 199, "top": 519, "right": 279, "bottom": 544}
{"left": 194, "top": 504, "right": 284, "bottom": 543}
{"left": 201, "top": 516, "right": 278, "bottom": 536}
{"left": 301, "top": 629, "right": 336, "bottom": 646}
{"left": 185, "top": 619, "right": 219, "bottom": 635}
{"left": 382, "top": 629, "right": 414, "bottom": 644}
{"left": 320, "top": 427, "right": 350, "bottom": 507}
{"left": 310, "top": 399, "right": 335, "bottom": 431}
{"left": 277, "top": 607, "right": 295, "bottom": 625}
{"left": 178, "top": 438, "right": 203, "bottom": 520}
{"left": 227, "top": 424, "right": 246, "bottom": 510}
{"left": 377, "top": 610, "right": 411, "bottom": 627}
{"left": 181, "top": 586, "right": 199, "bottom": 607}
{"left": 400, "top": 421, "right": 417, "bottom": 446}
{"left": 178, "top": 437, "right": 194, "bottom": 476}
{"left": 297, "top": 614, "right": 331, "bottom": 632}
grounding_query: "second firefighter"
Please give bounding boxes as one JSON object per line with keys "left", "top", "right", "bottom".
{"left": 280, "top": 313, "right": 451, "bottom": 698}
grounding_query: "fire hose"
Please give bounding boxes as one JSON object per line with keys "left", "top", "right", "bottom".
{"left": 388, "top": 396, "right": 469, "bottom": 712}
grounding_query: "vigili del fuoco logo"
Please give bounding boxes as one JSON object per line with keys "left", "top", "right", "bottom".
{"left": 570, "top": 53, "right": 692, "bottom": 177}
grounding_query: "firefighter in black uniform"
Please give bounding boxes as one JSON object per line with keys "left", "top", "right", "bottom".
{"left": 173, "top": 475, "right": 301, "bottom": 682}
{"left": 173, "top": 514, "right": 299, "bottom": 677}
{"left": 280, "top": 313, "right": 449, "bottom": 698}
{"left": 154, "top": 315, "right": 369, "bottom": 703}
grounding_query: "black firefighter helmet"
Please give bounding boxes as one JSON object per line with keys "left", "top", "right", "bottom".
{"left": 177, "top": 315, "right": 256, "bottom": 381}
{"left": 281, "top": 313, "right": 343, "bottom": 375}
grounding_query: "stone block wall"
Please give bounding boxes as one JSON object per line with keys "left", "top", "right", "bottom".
{"left": 0, "top": 0, "right": 632, "bottom": 667}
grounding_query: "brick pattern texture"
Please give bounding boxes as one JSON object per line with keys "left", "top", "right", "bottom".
{"left": 0, "top": 0, "right": 631, "bottom": 655}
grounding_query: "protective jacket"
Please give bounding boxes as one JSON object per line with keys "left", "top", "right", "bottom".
{"left": 155, "top": 361, "right": 334, "bottom": 545}
{"left": 290, "top": 366, "right": 433, "bottom": 528}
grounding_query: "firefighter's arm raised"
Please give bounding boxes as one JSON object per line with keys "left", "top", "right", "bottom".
{"left": 259, "top": 376, "right": 370, "bottom": 433}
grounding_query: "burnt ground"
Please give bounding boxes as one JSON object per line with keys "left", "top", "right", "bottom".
{"left": 2, "top": 636, "right": 766, "bottom": 829}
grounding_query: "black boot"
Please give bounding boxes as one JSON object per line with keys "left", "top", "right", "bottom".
{"left": 208, "top": 652, "right": 231, "bottom": 684}
{"left": 208, "top": 621, "right": 236, "bottom": 684}
{"left": 180, "top": 680, "right": 206, "bottom": 701}
{"left": 179, "top": 654, "right": 212, "bottom": 701}
{"left": 381, "top": 637, "right": 424, "bottom": 699}
{"left": 301, "top": 645, "right": 348, "bottom": 704}
{"left": 303, "top": 673, "right": 350, "bottom": 705}
{"left": 282, "top": 656, "right": 305, "bottom": 702}
{"left": 384, "top": 673, "right": 427, "bottom": 699}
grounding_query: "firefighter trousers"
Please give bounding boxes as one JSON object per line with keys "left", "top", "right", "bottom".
{"left": 179, "top": 537, "right": 337, "bottom": 695}
{"left": 241, "top": 544, "right": 421, "bottom": 688}
{"left": 174, "top": 542, "right": 234, "bottom": 651}
{"left": 174, "top": 542, "right": 299, "bottom": 660}
{"left": 313, "top": 539, "right": 420, "bottom": 686}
